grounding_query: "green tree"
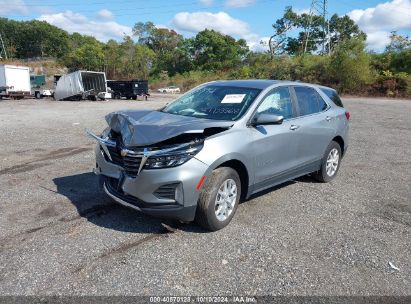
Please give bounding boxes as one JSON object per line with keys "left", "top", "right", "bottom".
{"left": 329, "top": 37, "right": 372, "bottom": 92}
{"left": 269, "top": 8, "right": 365, "bottom": 55}
{"left": 386, "top": 31, "right": 411, "bottom": 52}
{"left": 132, "top": 22, "right": 189, "bottom": 75}
{"left": 0, "top": 18, "right": 70, "bottom": 58}
{"left": 191, "top": 29, "right": 249, "bottom": 71}
{"left": 104, "top": 40, "right": 123, "bottom": 79}
{"left": 64, "top": 40, "right": 105, "bottom": 71}
{"left": 329, "top": 14, "right": 366, "bottom": 48}
{"left": 120, "top": 40, "right": 155, "bottom": 79}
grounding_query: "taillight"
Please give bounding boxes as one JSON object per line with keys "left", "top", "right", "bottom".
{"left": 345, "top": 111, "right": 350, "bottom": 120}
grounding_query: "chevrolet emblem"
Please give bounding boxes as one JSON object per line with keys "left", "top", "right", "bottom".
{"left": 120, "top": 149, "right": 128, "bottom": 157}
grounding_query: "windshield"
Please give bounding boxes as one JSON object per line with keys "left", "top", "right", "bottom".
{"left": 162, "top": 85, "right": 262, "bottom": 121}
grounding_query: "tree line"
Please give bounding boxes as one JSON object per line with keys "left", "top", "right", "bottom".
{"left": 0, "top": 7, "right": 410, "bottom": 97}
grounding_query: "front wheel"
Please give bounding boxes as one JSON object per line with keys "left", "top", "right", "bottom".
{"left": 312, "top": 141, "right": 342, "bottom": 182}
{"left": 196, "top": 167, "right": 241, "bottom": 231}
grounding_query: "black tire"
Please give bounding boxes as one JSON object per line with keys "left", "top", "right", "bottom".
{"left": 35, "top": 92, "right": 41, "bottom": 99}
{"left": 114, "top": 93, "right": 121, "bottom": 100}
{"left": 312, "top": 141, "right": 342, "bottom": 183}
{"left": 132, "top": 95, "right": 137, "bottom": 100}
{"left": 196, "top": 167, "right": 241, "bottom": 231}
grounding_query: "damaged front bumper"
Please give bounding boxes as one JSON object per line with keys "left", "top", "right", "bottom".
{"left": 88, "top": 131, "right": 208, "bottom": 222}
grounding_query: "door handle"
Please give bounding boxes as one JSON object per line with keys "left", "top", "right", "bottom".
{"left": 326, "top": 116, "right": 332, "bottom": 121}
{"left": 290, "top": 125, "right": 300, "bottom": 131}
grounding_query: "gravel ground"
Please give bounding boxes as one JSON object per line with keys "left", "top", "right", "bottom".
{"left": 0, "top": 94, "right": 410, "bottom": 296}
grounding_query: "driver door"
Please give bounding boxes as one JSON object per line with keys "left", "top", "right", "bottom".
{"left": 250, "top": 86, "right": 300, "bottom": 191}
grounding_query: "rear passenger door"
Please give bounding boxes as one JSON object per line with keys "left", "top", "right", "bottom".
{"left": 290, "top": 86, "right": 336, "bottom": 168}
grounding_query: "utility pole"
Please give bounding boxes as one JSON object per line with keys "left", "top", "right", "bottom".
{"left": 303, "top": 0, "right": 331, "bottom": 55}
{"left": 0, "top": 32, "right": 7, "bottom": 60}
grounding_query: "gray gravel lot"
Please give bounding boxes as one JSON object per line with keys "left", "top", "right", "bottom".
{"left": 0, "top": 94, "right": 410, "bottom": 296}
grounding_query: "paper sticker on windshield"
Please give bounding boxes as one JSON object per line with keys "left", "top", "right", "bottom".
{"left": 221, "top": 94, "right": 246, "bottom": 104}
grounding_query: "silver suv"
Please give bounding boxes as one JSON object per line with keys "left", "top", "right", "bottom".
{"left": 88, "top": 80, "right": 349, "bottom": 231}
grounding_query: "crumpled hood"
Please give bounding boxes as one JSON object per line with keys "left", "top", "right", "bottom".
{"left": 105, "top": 110, "right": 233, "bottom": 147}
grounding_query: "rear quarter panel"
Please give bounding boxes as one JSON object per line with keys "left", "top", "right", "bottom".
{"left": 317, "top": 88, "right": 349, "bottom": 154}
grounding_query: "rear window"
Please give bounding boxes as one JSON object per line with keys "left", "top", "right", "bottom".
{"left": 320, "top": 88, "right": 344, "bottom": 107}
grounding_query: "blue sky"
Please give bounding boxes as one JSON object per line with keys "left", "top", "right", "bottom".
{"left": 2, "top": 0, "right": 411, "bottom": 51}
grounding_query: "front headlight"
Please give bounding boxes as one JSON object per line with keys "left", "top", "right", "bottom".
{"left": 145, "top": 142, "right": 203, "bottom": 169}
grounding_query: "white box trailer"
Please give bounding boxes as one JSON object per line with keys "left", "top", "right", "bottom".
{"left": 0, "top": 65, "right": 31, "bottom": 99}
{"left": 54, "top": 70, "right": 108, "bottom": 101}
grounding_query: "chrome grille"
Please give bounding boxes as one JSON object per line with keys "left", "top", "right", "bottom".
{"left": 105, "top": 145, "right": 142, "bottom": 178}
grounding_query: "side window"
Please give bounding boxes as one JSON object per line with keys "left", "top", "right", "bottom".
{"left": 294, "top": 86, "right": 328, "bottom": 116}
{"left": 256, "top": 87, "right": 293, "bottom": 119}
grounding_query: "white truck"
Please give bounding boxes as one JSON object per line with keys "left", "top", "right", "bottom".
{"left": 0, "top": 65, "right": 31, "bottom": 99}
{"left": 54, "top": 70, "right": 109, "bottom": 101}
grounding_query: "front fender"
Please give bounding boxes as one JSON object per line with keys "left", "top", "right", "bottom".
{"left": 194, "top": 129, "right": 255, "bottom": 197}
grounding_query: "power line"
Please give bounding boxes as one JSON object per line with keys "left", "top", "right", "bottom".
{"left": 5, "top": 0, "right": 274, "bottom": 18}
{"left": 22, "top": 0, "right": 199, "bottom": 9}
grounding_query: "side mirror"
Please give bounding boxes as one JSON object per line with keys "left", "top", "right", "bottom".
{"left": 252, "top": 113, "right": 284, "bottom": 126}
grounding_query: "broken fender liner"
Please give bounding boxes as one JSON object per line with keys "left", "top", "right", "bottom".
{"left": 105, "top": 110, "right": 233, "bottom": 147}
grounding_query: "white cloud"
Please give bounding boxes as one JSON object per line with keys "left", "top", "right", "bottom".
{"left": 295, "top": 8, "right": 310, "bottom": 15}
{"left": 172, "top": 11, "right": 267, "bottom": 52}
{"left": 38, "top": 11, "right": 132, "bottom": 42}
{"left": 347, "top": 0, "right": 411, "bottom": 49}
{"left": 173, "top": 11, "right": 251, "bottom": 37}
{"left": 365, "top": 31, "right": 392, "bottom": 49}
{"left": 0, "top": 0, "right": 28, "bottom": 15}
{"left": 225, "top": 0, "right": 256, "bottom": 8}
{"left": 97, "top": 9, "right": 113, "bottom": 20}
{"left": 348, "top": 0, "right": 411, "bottom": 31}
{"left": 199, "top": 0, "right": 213, "bottom": 6}
{"left": 247, "top": 36, "right": 270, "bottom": 52}
{"left": 155, "top": 24, "right": 170, "bottom": 30}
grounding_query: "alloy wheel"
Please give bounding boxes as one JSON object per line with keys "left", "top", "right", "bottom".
{"left": 326, "top": 148, "right": 339, "bottom": 177}
{"left": 214, "top": 179, "right": 238, "bottom": 221}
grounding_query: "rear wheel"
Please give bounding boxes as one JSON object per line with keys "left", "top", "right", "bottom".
{"left": 312, "top": 141, "right": 342, "bottom": 182}
{"left": 114, "top": 93, "right": 120, "bottom": 100}
{"left": 196, "top": 167, "right": 241, "bottom": 231}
